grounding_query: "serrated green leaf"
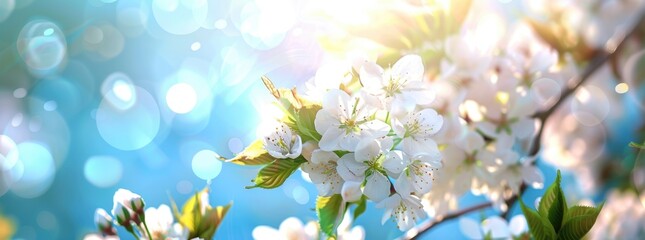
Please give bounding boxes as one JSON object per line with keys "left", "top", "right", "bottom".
{"left": 539, "top": 170, "right": 567, "bottom": 231}
{"left": 246, "top": 157, "right": 306, "bottom": 189}
{"left": 284, "top": 103, "right": 322, "bottom": 143}
{"left": 520, "top": 199, "right": 557, "bottom": 240}
{"left": 562, "top": 205, "right": 597, "bottom": 224}
{"left": 353, "top": 196, "right": 367, "bottom": 221}
{"left": 227, "top": 140, "right": 275, "bottom": 166}
{"left": 316, "top": 194, "right": 345, "bottom": 237}
{"left": 557, "top": 204, "right": 603, "bottom": 240}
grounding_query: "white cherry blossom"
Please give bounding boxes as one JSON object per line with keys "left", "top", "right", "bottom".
{"left": 263, "top": 122, "right": 303, "bottom": 159}
{"left": 336, "top": 138, "right": 394, "bottom": 202}
{"left": 391, "top": 108, "right": 443, "bottom": 155}
{"left": 360, "top": 54, "right": 434, "bottom": 113}
{"left": 376, "top": 178, "right": 426, "bottom": 231}
{"left": 315, "top": 89, "right": 390, "bottom": 151}
{"left": 301, "top": 149, "right": 344, "bottom": 196}
{"left": 459, "top": 215, "right": 528, "bottom": 239}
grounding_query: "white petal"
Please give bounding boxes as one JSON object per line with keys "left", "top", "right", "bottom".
{"left": 383, "top": 151, "right": 407, "bottom": 176}
{"left": 363, "top": 173, "right": 390, "bottom": 202}
{"left": 339, "top": 132, "right": 363, "bottom": 152}
{"left": 509, "top": 215, "right": 528, "bottom": 236}
{"left": 314, "top": 111, "right": 338, "bottom": 135}
{"left": 360, "top": 120, "right": 391, "bottom": 138}
{"left": 322, "top": 89, "right": 351, "bottom": 118}
{"left": 392, "top": 54, "right": 424, "bottom": 83}
{"left": 354, "top": 139, "right": 382, "bottom": 162}
{"left": 285, "top": 135, "right": 302, "bottom": 159}
{"left": 310, "top": 150, "right": 339, "bottom": 165}
{"left": 402, "top": 137, "right": 439, "bottom": 156}
{"left": 319, "top": 128, "right": 344, "bottom": 151}
{"left": 510, "top": 118, "right": 535, "bottom": 139}
{"left": 252, "top": 226, "right": 282, "bottom": 240}
{"left": 336, "top": 154, "right": 366, "bottom": 182}
{"left": 391, "top": 117, "right": 407, "bottom": 138}
{"left": 279, "top": 217, "right": 306, "bottom": 239}
{"left": 462, "top": 131, "right": 485, "bottom": 153}
{"left": 481, "top": 216, "right": 510, "bottom": 239}
{"left": 359, "top": 61, "right": 385, "bottom": 90}
{"left": 416, "top": 109, "right": 443, "bottom": 136}
{"left": 459, "top": 218, "right": 483, "bottom": 239}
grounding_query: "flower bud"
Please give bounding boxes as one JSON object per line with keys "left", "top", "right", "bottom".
{"left": 301, "top": 141, "right": 318, "bottom": 162}
{"left": 94, "top": 208, "right": 117, "bottom": 235}
{"left": 341, "top": 181, "right": 362, "bottom": 202}
{"left": 113, "top": 188, "right": 145, "bottom": 213}
{"left": 111, "top": 201, "right": 132, "bottom": 226}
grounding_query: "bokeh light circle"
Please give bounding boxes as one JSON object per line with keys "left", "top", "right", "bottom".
{"left": 10, "top": 142, "right": 56, "bottom": 198}
{"left": 531, "top": 77, "right": 561, "bottom": 108}
{"left": 191, "top": 150, "right": 222, "bottom": 181}
{"left": 0, "top": 135, "right": 18, "bottom": 171}
{"left": 84, "top": 156, "right": 123, "bottom": 188}
{"left": 152, "top": 0, "right": 208, "bottom": 35}
{"left": 166, "top": 82, "right": 197, "bottom": 114}
{"left": 292, "top": 185, "right": 309, "bottom": 205}
{"left": 101, "top": 72, "right": 137, "bottom": 110}
{"left": 570, "top": 85, "right": 610, "bottom": 126}
{"left": 16, "top": 20, "right": 67, "bottom": 76}
{"left": 228, "top": 138, "right": 243, "bottom": 154}
{"left": 0, "top": 0, "right": 15, "bottom": 22}
{"left": 82, "top": 23, "right": 125, "bottom": 60}
{"left": 96, "top": 86, "right": 161, "bottom": 151}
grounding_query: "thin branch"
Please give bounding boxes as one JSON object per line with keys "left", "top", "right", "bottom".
{"left": 403, "top": 9, "right": 645, "bottom": 240}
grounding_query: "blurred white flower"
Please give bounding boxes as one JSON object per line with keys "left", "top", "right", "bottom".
{"left": 252, "top": 217, "right": 318, "bottom": 240}
{"left": 459, "top": 215, "right": 528, "bottom": 239}
{"left": 263, "top": 122, "right": 303, "bottom": 159}
{"left": 111, "top": 201, "right": 134, "bottom": 226}
{"left": 301, "top": 149, "right": 344, "bottom": 196}
{"left": 360, "top": 54, "right": 434, "bottom": 113}
{"left": 94, "top": 208, "right": 116, "bottom": 236}
{"left": 113, "top": 188, "right": 145, "bottom": 214}
{"left": 143, "top": 204, "right": 180, "bottom": 240}
{"left": 83, "top": 233, "right": 120, "bottom": 240}
{"left": 314, "top": 89, "right": 390, "bottom": 151}
{"left": 304, "top": 61, "right": 353, "bottom": 101}
{"left": 589, "top": 190, "right": 645, "bottom": 240}
{"left": 391, "top": 108, "right": 443, "bottom": 155}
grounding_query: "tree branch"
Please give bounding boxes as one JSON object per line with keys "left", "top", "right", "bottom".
{"left": 403, "top": 9, "right": 645, "bottom": 240}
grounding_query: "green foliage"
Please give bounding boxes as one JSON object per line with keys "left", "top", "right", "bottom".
{"left": 170, "top": 188, "right": 231, "bottom": 239}
{"left": 629, "top": 141, "right": 645, "bottom": 150}
{"left": 246, "top": 157, "right": 307, "bottom": 189}
{"left": 520, "top": 170, "right": 604, "bottom": 240}
{"left": 226, "top": 140, "right": 275, "bottom": 166}
{"left": 316, "top": 194, "right": 345, "bottom": 238}
{"left": 352, "top": 196, "right": 367, "bottom": 221}
{"left": 283, "top": 102, "right": 322, "bottom": 143}
{"left": 538, "top": 170, "right": 567, "bottom": 232}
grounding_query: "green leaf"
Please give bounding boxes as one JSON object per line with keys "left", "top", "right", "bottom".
{"left": 226, "top": 140, "right": 275, "bottom": 166}
{"left": 538, "top": 170, "right": 567, "bottom": 232}
{"left": 292, "top": 103, "right": 322, "bottom": 143}
{"left": 316, "top": 194, "right": 345, "bottom": 238}
{"left": 557, "top": 204, "right": 603, "bottom": 240}
{"left": 520, "top": 199, "right": 557, "bottom": 240}
{"left": 353, "top": 196, "right": 367, "bottom": 221}
{"left": 246, "top": 157, "right": 306, "bottom": 189}
{"left": 561, "top": 205, "right": 598, "bottom": 224}
{"left": 179, "top": 190, "right": 206, "bottom": 233}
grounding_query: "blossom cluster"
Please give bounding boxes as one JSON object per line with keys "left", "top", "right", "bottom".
{"left": 87, "top": 188, "right": 229, "bottom": 240}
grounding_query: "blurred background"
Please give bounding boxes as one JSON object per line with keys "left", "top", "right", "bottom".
{"left": 0, "top": 0, "right": 644, "bottom": 239}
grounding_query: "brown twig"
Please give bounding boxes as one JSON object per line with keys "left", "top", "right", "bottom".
{"left": 403, "top": 9, "right": 645, "bottom": 240}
